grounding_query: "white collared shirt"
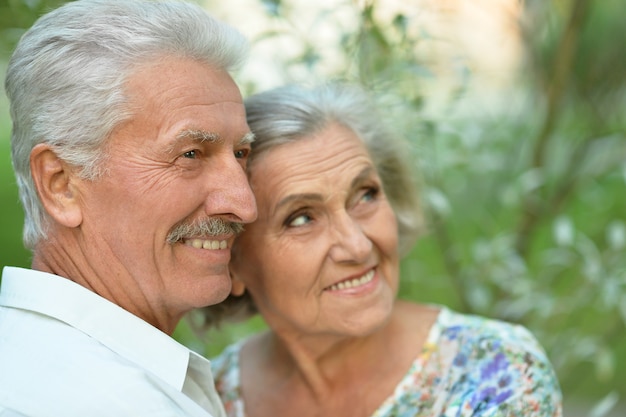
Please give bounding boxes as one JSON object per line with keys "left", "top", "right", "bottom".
{"left": 0, "top": 266, "right": 226, "bottom": 417}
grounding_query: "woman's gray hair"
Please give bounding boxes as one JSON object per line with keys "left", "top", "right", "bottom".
{"left": 5, "top": 0, "right": 248, "bottom": 249}
{"left": 201, "top": 82, "right": 423, "bottom": 328}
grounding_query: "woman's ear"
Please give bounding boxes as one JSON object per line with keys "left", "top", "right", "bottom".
{"left": 30, "top": 143, "right": 83, "bottom": 228}
{"left": 230, "top": 270, "right": 246, "bottom": 296}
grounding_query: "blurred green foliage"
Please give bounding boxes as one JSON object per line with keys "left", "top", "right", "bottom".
{"left": 0, "top": 63, "right": 30, "bottom": 270}
{"left": 0, "top": 0, "right": 68, "bottom": 56}
{"left": 1, "top": 0, "right": 624, "bottom": 415}
{"left": 0, "top": 0, "right": 68, "bottom": 270}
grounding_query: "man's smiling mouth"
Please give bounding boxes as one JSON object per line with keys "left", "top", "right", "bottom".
{"left": 183, "top": 239, "right": 228, "bottom": 250}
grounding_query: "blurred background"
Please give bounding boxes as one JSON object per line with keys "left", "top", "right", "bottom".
{"left": 1, "top": 0, "right": 624, "bottom": 415}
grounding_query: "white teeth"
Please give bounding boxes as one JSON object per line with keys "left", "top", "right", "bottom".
{"left": 203, "top": 240, "right": 219, "bottom": 250}
{"left": 184, "top": 239, "right": 228, "bottom": 250}
{"left": 327, "top": 270, "right": 375, "bottom": 291}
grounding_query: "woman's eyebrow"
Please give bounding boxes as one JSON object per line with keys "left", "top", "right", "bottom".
{"left": 274, "top": 167, "right": 375, "bottom": 210}
{"left": 275, "top": 193, "right": 323, "bottom": 212}
{"left": 351, "top": 166, "right": 376, "bottom": 189}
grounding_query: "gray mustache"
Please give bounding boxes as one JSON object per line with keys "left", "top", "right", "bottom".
{"left": 167, "top": 218, "right": 244, "bottom": 244}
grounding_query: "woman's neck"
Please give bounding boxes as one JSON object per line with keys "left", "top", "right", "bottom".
{"left": 239, "top": 301, "right": 440, "bottom": 417}
{"left": 254, "top": 303, "right": 410, "bottom": 401}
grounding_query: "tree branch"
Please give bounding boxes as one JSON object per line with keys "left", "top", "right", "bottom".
{"left": 515, "top": 0, "right": 592, "bottom": 257}
{"left": 429, "top": 212, "right": 474, "bottom": 313}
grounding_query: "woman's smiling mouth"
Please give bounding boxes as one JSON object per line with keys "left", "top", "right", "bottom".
{"left": 325, "top": 269, "right": 375, "bottom": 292}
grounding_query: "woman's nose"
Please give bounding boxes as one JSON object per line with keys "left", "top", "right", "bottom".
{"left": 328, "top": 212, "right": 372, "bottom": 263}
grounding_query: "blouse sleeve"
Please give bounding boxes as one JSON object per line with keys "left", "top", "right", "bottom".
{"left": 211, "top": 342, "right": 246, "bottom": 417}
{"left": 453, "top": 324, "right": 563, "bottom": 417}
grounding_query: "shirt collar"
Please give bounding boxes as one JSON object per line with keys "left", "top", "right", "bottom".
{"left": 0, "top": 266, "right": 191, "bottom": 390}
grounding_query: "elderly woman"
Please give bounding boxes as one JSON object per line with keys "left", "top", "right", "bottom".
{"left": 203, "top": 83, "right": 562, "bottom": 417}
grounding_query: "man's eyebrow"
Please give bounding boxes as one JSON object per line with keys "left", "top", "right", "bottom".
{"left": 239, "top": 131, "right": 256, "bottom": 146}
{"left": 176, "top": 129, "right": 221, "bottom": 143}
{"left": 166, "top": 129, "right": 254, "bottom": 155}
{"left": 164, "top": 129, "right": 219, "bottom": 155}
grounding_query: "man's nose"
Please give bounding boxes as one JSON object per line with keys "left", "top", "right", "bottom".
{"left": 203, "top": 155, "right": 257, "bottom": 225}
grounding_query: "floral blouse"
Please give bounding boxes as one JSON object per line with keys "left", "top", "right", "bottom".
{"left": 211, "top": 306, "right": 563, "bottom": 417}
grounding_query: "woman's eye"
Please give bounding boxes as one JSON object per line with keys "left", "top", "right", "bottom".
{"left": 182, "top": 150, "right": 198, "bottom": 159}
{"left": 288, "top": 213, "right": 312, "bottom": 227}
{"left": 360, "top": 186, "right": 379, "bottom": 202}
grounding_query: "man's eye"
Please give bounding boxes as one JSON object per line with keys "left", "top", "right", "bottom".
{"left": 183, "top": 150, "right": 198, "bottom": 159}
{"left": 234, "top": 148, "right": 250, "bottom": 159}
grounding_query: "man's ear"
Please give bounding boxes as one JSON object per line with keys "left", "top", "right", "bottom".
{"left": 230, "top": 270, "right": 246, "bottom": 296}
{"left": 30, "top": 143, "right": 83, "bottom": 228}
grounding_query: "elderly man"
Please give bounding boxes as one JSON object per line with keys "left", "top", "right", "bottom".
{"left": 0, "top": 1, "right": 256, "bottom": 416}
